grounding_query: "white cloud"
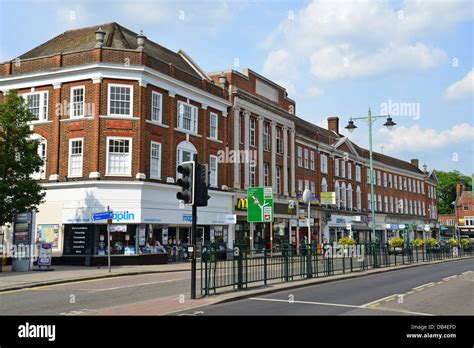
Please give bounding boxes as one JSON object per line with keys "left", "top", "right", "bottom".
{"left": 306, "top": 86, "right": 325, "bottom": 98}
{"left": 445, "top": 69, "right": 474, "bottom": 101}
{"left": 261, "top": 0, "right": 472, "bottom": 82}
{"left": 377, "top": 123, "right": 474, "bottom": 153}
{"left": 262, "top": 49, "right": 298, "bottom": 80}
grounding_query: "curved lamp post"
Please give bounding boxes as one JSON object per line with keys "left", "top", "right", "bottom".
{"left": 345, "top": 108, "right": 396, "bottom": 268}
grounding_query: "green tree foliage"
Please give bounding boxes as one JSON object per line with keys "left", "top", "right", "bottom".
{"left": 0, "top": 90, "right": 45, "bottom": 226}
{"left": 436, "top": 170, "right": 472, "bottom": 214}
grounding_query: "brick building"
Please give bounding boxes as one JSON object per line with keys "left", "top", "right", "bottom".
{"left": 0, "top": 22, "right": 440, "bottom": 263}
{"left": 455, "top": 183, "right": 474, "bottom": 239}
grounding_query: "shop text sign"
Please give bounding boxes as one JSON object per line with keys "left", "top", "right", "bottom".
{"left": 247, "top": 187, "right": 274, "bottom": 223}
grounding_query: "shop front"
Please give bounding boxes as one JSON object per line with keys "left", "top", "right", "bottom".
{"left": 35, "top": 181, "right": 235, "bottom": 265}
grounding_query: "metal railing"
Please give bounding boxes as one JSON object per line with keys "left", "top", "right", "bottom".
{"left": 200, "top": 242, "right": 472, "bottom": 296}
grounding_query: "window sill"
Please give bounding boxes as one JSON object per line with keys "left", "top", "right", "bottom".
{"left": 105, "top": 174, "right": 133, "bottom": 177}
{"left": 61, "top": 116, "right": 94, "bottom": 122}
{"left": 29, "top": 120, "right": 53, "bottom": 125}
{"left": 207, "top": 137, "right": 222, "bottom": 143}
{"left": 174, "top": 128, "right": 202, "bottom": 137}
{"left": 100, "top": 115, "right": 140, "bottom": 120}
{"left": 67, "top": 175, "right": 83, "bottom": 179}
{"left": 146, "top": 120, "right": 169, "bottom": 128}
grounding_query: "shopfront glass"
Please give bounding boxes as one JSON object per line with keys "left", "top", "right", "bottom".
{"left": 96, "top": 224, "right": 137, "bottom": 255}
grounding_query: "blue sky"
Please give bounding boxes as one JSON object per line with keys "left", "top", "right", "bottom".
{"left": 1, "top": 0, "right": 473, "bottom": 175}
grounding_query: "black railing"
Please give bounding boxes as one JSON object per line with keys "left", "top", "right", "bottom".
{"left": 200, "top": 242, "right": 472, "bottom": 296}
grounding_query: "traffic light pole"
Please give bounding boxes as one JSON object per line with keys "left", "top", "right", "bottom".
{"left": 191, "top": 203, "right": 197, "bottom": 299}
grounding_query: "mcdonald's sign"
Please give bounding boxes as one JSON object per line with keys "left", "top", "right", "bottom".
{"left": 237, "top": 198, "right": 248, "bottom": 210}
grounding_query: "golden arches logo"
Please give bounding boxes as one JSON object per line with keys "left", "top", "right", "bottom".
{"left": 237, "top": 198, "right": 248, "bottom": 209}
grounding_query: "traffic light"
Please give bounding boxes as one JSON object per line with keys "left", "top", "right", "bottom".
{"left": 176, "top": 161, "right": 195, "bottom": 205}
{"left": 194, "top": 163, "right": 211, "bottom": 207}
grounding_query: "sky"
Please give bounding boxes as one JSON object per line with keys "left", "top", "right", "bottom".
{"left": 1, "top": 0, "right": 473, "bottom": 175}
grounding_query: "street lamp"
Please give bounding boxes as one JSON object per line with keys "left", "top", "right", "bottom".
{"left": 345, "top": 108, "right": 396, "bottom": 268}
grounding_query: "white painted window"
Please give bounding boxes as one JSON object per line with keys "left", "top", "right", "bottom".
{"left": 394, "top": 175, "right": 398, "bottom": 189}
{"left": 395, "top": 197, "right": 399, "bottom": 213}
{"left": 304, "top": 180, "right": 309, "bottom": 190}
{"left": 417, "top": 180, "right": 420, "bottom": 194}
{"left": 403, "top": 177, "right": 407, "bottom": 190}
{"left": 408, "top": 178, "right": 412, "bottom": 192}
{"left": 177, "top": 101, "right": 198, "bottom": 133}
{"left": 250, "top": 163, "right": 256, "bottom": 187}
{"left": 356, "top": 165, "right": 361, "bottom": 182}
{"left": 347, "top": 183, "right": 353, "bottom": 210}
{"left": 399, "top": 176, "right": 402, "bottom": 190}
{"left": 250, "top": 118, "right": 256, "bottom": 147}
{"left": 276, "top": 166, "right": 281, "bottom": 194}
{"left": 320, "top": 154, "right": 328, "bottom": 174}
{"left": 176, "top": 141, "right": 197, "bottom": 172}
{"left": 384, "top": 196, "right": 388, "bottom": 212}
{"left": 388, "top": 174, "right": 393, "bottom": 188}
{"left": 347, "top": 162, "right": 352, "bottom": 180}
{"left": 321, "top": 177, "right": 328, "bottom": 192}
{"left": 298, "top": 179, "right": 303, "bottom": 193}
{"left": 276, "top": 128, "right": 283, "bottom": 154}
{"left": 464, "top": 217, "right": 474, "bottom": 226}
{"left": 404, "top": 198, "right": 408, "bottom": 214}
{"left": 377, "top": 171, "right": 381, "bottom": 186}
{"left": 409, "top": 200, "right": 413, "bottom": 215}
{"left": 418, "top": 201, "right": 422, "bottom": 216}
{"left": 383, "top": 172, "right": 387, "bottom": 187}
{"left": 297, "top": 146, "right": 303, "bottom": 167}
{"left": 356, "top": 186, "right": 361, "bottom": 211}
{"left": 210, "top": 155, "right": 218, "bottom": 187}
{"left": 264, "top": 163, "right": 269, "bottom": 186}
{"left": 209, "top": 112, "right": 218, "bottom": 140}
{"left": 70, "top": 86, "right": 85, "bottom": 118}
{"left": 368, "top": 193, "right": 372, "bottom": 210}
{"left": 150, "top": 141, "right": 162, "bottom": 179}
{"left": 341, "top": 182, "right": 347, "bottom": 209}
{"left": 108, "top": 84, "right": 132, "bottom": 116}
{"left": 378, "top": 194, "right": 382, "bottom": 212}
{"left": 341, "top": 160, "right": 346, "bottom": 178}
{"left": 421, "top": 182, "right": 425, "bottom": 194}
{"left": 335, "top": 182, "right": 340, "bottom": 209}
{"left": 390, "top": 196, "right": 394, "bottom": 213}
{"left": 151, "top": 91, "right": 162, "bottom": 123}
{"left": 32, "top": 135, "right": 47, "bottom": 180}
{"left": 335, "top": 159, "right": 339, "bottom": 177}
{"left": 68, "top": 138, "right": 83, "bottom": 177}
{"left": 304, "top": 148, "right": 309, "bottom": 169}
{"left": 263, "top": 123, "right": 270, "bottom": 151}
{"left": 311, "top": 181, "right": 316, "bottom": 194}
{"left": 106, "top": 137, "right": 132, "bottom": 176}
{"left": 367, "top": 168, "right": 370, "bottom": 184}
{"left": 24, "top": 91, "right": 48, "bottom": 121}
{"left": 310, "top": 151, "right": 315, "bottom": 170}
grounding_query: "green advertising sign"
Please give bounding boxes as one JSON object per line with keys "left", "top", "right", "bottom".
{"left": 247, "top": 187, "right": 274, "bottom": 222}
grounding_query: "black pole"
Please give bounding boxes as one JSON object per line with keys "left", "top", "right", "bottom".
{"left": 191, "top": 196, "right": 197, "bottom": 299}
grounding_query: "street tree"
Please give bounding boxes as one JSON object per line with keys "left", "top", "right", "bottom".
{"left": 0, "top": 90, "right": 45, "bottom": 227}
{"left": 436, "top": 170, "right": 472, "bottom": 214}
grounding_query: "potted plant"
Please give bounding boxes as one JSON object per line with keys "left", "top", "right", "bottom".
{"left": 388, "top": 236, "right": 405, "bottom": 254}
{"left": 412, "top": 238, "right": 424, "bottom": 248}
{"left": 427, "top": 238, "right": 439, "bottom": 248}
{"left": 338, "top": 237, "right": 356, "bottom": 255}
{"left": 447, "top": 237, "right": 459, "bottom": 247}
{"left": 460, "top": 238, "right": 471, "bottom": 250}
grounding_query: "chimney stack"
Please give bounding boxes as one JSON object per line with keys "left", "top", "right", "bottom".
{"left": 411, "top": 159, "right": 419, "bottom": 168}
{"left": 327, "top": 117, "right": 339, "bottom": 134}
{"left": 218, "top": 72, "right": 227, "bottom": 88}
{"left": 95, "top": 27, "right": 106, "bottom": 48}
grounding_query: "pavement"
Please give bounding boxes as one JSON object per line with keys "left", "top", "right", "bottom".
{"left": 0, "top": 262, "right": 190, "bottom": 292}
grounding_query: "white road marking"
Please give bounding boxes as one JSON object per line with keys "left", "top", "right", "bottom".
{"left": 361, "top": 294, "right": 399, "bottom": 307}
{"left": 79, "top": 278, "right": 186, "bottom": 293}
{"left": 443, "top": 275, "right": 458, "bottom": 281}
{"left": 413, "top": 282, "right": 434, "bottom": 290}
{"left": 249, "top": 297, "right": 433, "bottom": 316}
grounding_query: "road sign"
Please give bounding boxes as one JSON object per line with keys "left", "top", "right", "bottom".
{"left": 92, "top": 211, "right": 113, "bottom": 221}
{"left": 247, "top": 187, "right": 274, "bottom": 222}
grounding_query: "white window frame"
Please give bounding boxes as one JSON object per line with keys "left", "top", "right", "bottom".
{"left": 250, "top": 163, "right": 256, "bottom": 187}
{"left": 177, "top": 100, "right": 198, "bottom": 134}
{"left": 384, "top": 196, "right": 388, "bottom": 212}
{"left": 341, "top": 160, "right": 345, "bottom": 178}
{"left": 383, "top": 172, "right": 387, "bottom": 187}
{"left": 209, "top": 155, "right": 218, "bottom": 188}
{"left": 321, "top": 177, "right": 328, "bottom": 192}
{"left": 276, "top": 128, "right": 283, "bottom": 154}
{"left": 378, "top": 194, "right": 382, "bottom": 212}
{"left": 298, "top": 179, "right": 303, "bottom": 193}
{"left": 151, "top": 91, "right": 163, "bottom": 123}
{"left": 311, "top": 181, "right": 316, "bottom": 195}
{"left": 31, "top": 135, "right": 47, "bottom": 180}
{"left": 108, "top": 84, "right": 133, "bottom": 117}
{"left": 263, "top": 123, "right": 270, "bottom": 151}
{"left": 276, "top": 166, "right": 282, "bottom": 194}
{"left": 23, "top": 91, "right": 49, "bottom": 121}
{"left": 68, "top": 138, "right": 84, "bottom": 178}
{"left": 356, "top": 186, "right": 361, "bottom": 211}
{"left": 150, "top": 141, "right": 162, "bottom": 180}
{"left": 297, "top": 146, "right": 303, "bottom": 167}
{"left": 347, "top": 184, "right": 353, "bottom": 210}
{"left": 355, "top": 165, "right": 361, "bottom": 182}
{"left": 394, "top": 175, "right": 398, "bottom": 189}
{"left": 377, "top": 171, "right": 381, "bottom": 186}
{"left": 250, "top": 118, "right": 256, "bottom": 147}
{"left": 304, "top": 148, "right": 309, "bottom": 169}
{"left": 209, "top": 112, "right": 218, "bottom": 140}
{"left": 310, "top": 151, "right": 315, "bottom": 170}
{"left": 320, "top": 154, "right": 328, "bottom": 174}
{"left": 335, "top": 158, "right": 339, "bottom": 177}
{"left": 264, "top": 163, "right": 269, "bottom": 187}
{"left": 70, "top": 86, "right": 85, "bottom": 118}
{"left": 347, "top": 162, "right": 352, "bottom": 180}
{"left": 106, "top": 137, "right": 132, "bottom": 176}
{"left": 388, "top": 174, "right": 393, "bottom": 188}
